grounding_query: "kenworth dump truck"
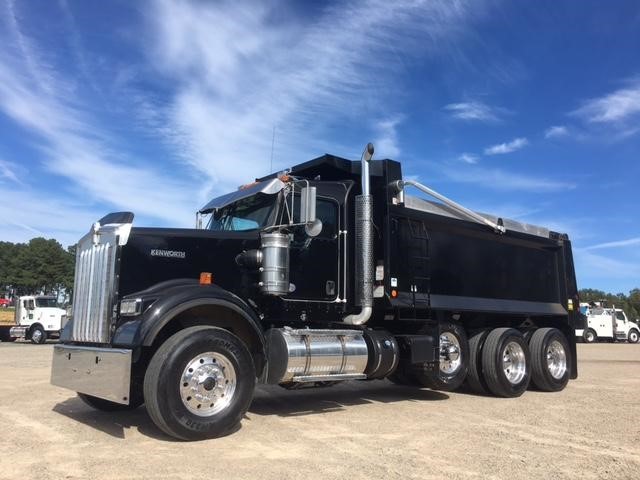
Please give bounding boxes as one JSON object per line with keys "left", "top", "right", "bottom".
{"left": 51, "top": 145, "right": 581, "bottom": 440}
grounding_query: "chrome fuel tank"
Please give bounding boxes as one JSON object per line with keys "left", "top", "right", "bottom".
{"left": 266, "top": 329, "right": 369, "bottom": 383}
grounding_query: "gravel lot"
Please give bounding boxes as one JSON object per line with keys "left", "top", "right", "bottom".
{"left": 0, "top": 342, "right": 638, "bottom": 480}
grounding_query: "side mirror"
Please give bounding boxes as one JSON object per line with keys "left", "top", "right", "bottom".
{"left": 300, "top": 186, "right": 317, "bottom": 224}
{"left": 300, "top": 186, "right": 323, "bottom": 237}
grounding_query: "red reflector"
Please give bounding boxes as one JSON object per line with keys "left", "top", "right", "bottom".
{"left": 200, "top": 272, "right": 212, "bottom": 285}
{"left": 391, "top": 289, "right": 398, "bottom": 298}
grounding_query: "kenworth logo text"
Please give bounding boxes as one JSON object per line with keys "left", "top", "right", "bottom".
{"left": 150, "top": 249, "right": 186, "bottom": 259}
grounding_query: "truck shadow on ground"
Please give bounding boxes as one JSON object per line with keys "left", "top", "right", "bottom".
{"left": 52, "top": 381, "right": 446, "bottom": 440}
{"left": 249, "top": 381, "right": 448, "bottom": 417}
{"left": 52, "top": 397, "right": 184, "bottom": 441}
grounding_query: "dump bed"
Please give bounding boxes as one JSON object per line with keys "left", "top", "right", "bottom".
{"left": 387, "top": 195, "right": 579, "bottom": 320}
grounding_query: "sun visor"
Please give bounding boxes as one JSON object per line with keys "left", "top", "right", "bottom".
{"left": 199, "top": 178, "right": 285, "bottom": 214}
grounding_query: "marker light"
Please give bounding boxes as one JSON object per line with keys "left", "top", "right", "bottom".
{"left": 200, "top": 272, "right": 212, "bottom": 285}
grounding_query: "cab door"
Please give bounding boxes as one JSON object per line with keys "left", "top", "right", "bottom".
{"left": 286, "top": 197, "right": 341, "bottom": 301}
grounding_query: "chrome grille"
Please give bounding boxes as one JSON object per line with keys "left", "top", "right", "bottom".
{"left": 71, "top": 232, "right": 118, "bottom": 343}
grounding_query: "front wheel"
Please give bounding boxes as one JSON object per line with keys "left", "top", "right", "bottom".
{"left": 30, "top": 325, "right": 47, "bottom": 344}
{"left": 144, "top": 326, "right": 255, "bottom": 441}
{"left": 482, "top": 328, "right": 530, "bottom": 398}
{"left": 628, "top": 329, "right": 639, "bottom": 344}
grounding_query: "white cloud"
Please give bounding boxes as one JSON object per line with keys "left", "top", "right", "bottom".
{"left": 443, "top": 101, "right": 505, "bottom": 122}
{"left": 584, "top": 237, "right": 640, "bottom": 251}
{"left": 544, "top": 125, "right": 569, "bottom": 139}
{"left": 574, "top": 248, "right": 640, "bottom": 280}
{"left": 458, "top": 153, "right": 478, "bottom": 164}
{"left": 149, "top": 0, "right": 488, "bottom": 184}
{"left": 373, "top": 117, "right": 402, "bottom": 158}
{"left": 0, "top": 0, "right": 494, "bottom": 243}
{"left": 572, "top": 78, "right": 640, "bottom": 124}
{"left": 484, "top": 137, "right": 528, "bottom": 155}
{"left": 0, "top": 158, "right": 22, "bottom": 184}
{"left": 0, "top": 184, "right": 99, "bottom": 247}
{"left": 443, "top": 166, "right": 575, "bottom": 192}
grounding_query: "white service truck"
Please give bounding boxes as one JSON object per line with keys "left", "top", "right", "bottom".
{"left": 0, "top": 295, "right": 68, "bottom": 344}
{"left": 576, "top": 305, "right": 639, "bottom": 344}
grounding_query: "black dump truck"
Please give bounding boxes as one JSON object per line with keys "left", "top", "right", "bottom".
{"left": 51, "top": 144, "right": 581, "bottom": 440}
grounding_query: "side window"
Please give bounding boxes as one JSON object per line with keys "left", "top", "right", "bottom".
{"left": 315, "top": 200, "right": 338, "bottom": 239}
{"left": 616, "top": 311, "right": 625, "bottom": 321}
{"left": 292, "top": 195, "right": 338, "bottom": 239}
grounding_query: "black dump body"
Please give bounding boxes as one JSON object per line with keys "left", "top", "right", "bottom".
{"left": 274, "top": 155, "right": 580, "bottom": 372}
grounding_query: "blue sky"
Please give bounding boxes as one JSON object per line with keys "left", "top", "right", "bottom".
{"left": 0, "top": 0, "right": 639, "bottom": 294}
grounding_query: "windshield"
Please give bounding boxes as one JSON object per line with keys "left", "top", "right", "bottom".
{"left": 35, "top": 297, "right": 58, "bottom": 308}
{"left": 208, "top": 193, "right": 276, "bottom": 231}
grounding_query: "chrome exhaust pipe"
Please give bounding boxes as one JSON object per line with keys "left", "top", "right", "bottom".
{"left": 345, "top": 143, "right": 374, "bottom": 325}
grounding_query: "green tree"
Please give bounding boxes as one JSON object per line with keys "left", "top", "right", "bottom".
{"left": 0, "top": 238, "right": 76, "bottom": 298}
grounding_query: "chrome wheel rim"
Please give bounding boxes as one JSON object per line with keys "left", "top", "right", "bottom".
{"left": 502, "top": 341, "right": 526, "bottom": 385}
{"left": 439, "top": 332, "right": 462, "bottom": 375}
{"left": 180, "top": 352, "right": 237, "bottom": 417}
{"left": 32, "top": 330, "right": 43, "bottom": 343}
{"left": 546, "top": 340, "right": 567, "bottom": 380}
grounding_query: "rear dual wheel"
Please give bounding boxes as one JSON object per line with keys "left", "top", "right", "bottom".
{"left": 466, "top": 327, "right": 570, "bottom": 396}
{"left": 529, "top": 328, "right": 570, "bottom": 392}
{"left": 481, "top": 328, "right": 531, "bottom": 397}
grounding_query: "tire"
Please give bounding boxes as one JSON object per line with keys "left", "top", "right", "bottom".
{"left": 78, "top": 392, "right": 144, "bottom": 411}
{"left": 413, "top": 322, "right": 469, "bottom": 391}
{"left": 465, "top": 330, "right": 489, "bottom": 394}
{"left": 529, "top": 328, "right": 570, "bottom": 392}
{"left": 481, "top": 328, "right": 530, "bottom": 398}
{"left": 143, "top": 326, "right": 255, "bottom": 441}
{"left": 583, "top": 328, "right": 597, "bottom": 344}
{"left": 628, "top": 329, "right": 640, "bottom": 344}
{"left": 30, "top": 325, "right": 47, "bottom": 344}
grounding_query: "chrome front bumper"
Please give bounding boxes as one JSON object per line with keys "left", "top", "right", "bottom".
{"left": 51, "top": 344, "right": 132, "bottom": 405}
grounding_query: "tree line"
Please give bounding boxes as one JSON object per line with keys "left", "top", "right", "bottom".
{"left": 579, "top": 288, "right": 640, "bottom": 320}
{"left": 0, "top": 239, "right": 75, "bottom": 300}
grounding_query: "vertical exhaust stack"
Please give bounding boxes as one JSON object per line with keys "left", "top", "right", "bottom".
{"left": 345, "top": 143, "right": 375, "bottom": 325}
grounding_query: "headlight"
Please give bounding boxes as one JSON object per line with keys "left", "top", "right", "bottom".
{"left": 120, "top": 298, "right": 142, "bottom": 316}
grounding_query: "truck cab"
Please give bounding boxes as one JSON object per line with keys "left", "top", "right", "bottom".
{"left": 10, "top": 295, "right": 68, "bottom": 344}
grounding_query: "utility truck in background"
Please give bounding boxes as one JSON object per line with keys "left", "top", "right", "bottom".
{"left": 576, "top": 303, "right": 639, "bottom": 343}
{"left": 0, "top": 295, "right": 68, "bottom": 344}
{"left": 51, "top": 144, "right": 582, "bottom": 440}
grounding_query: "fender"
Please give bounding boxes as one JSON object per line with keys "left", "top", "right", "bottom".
{"left": 112, "top": 280, "right": 266, "bottom": 369}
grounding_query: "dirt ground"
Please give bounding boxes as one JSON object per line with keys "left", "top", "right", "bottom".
{"left": 0, "top": 342, "right": 638, "bottom": 480}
